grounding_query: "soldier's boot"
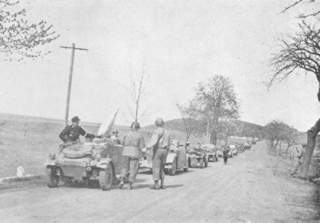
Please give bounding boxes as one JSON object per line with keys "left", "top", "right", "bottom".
{"left": 150, "top": 180, "right": 160, "bottom": 190}
{"left": 160, "top": 177, "right": 165, "bottom": 189}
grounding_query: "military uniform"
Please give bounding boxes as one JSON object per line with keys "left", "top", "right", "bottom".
{"left": 148, "top": 127, "right": 171, "bottom": 183}
{"left": 223, "top": 147, "right": 229, "bottom": 164}
{"left": 121, "top": 131, "right": 145, "bottom": 183}
{"left": 59, "top": 125, "right": 86, "bottom": 143}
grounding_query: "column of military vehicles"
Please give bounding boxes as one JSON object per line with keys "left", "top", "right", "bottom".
{"left": 46, "top": 132, "right": 257, "bottom": 190}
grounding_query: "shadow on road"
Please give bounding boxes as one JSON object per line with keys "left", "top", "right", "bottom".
{"left": 133, "top": 183, "right": 184, "bottom": 190}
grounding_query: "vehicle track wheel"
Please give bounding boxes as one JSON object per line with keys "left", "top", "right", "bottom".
{"left": 169, "top": 159, "right": 177, "bottom": 176}
{"left": 47, "top": 167, "right": 59, "bottom": 188}
{"left": 99, "top": 163, "right": 114, "bottom": 191}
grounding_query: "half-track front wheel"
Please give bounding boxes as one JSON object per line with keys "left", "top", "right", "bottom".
{"left": 47, "top": 167, "right": 59, "bottom": 188}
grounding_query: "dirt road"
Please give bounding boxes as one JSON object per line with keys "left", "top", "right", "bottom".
{"left": 0, "top": 142, "right": 318, "bottom": 223}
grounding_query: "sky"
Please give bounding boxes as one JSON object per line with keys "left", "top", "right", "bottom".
{"left": 0, "top": 0, "right": 319, "bottom": 131}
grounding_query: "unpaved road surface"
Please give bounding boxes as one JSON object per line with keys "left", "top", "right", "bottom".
{"left": 0, "top": 142, "right": 318, "bottom": 222}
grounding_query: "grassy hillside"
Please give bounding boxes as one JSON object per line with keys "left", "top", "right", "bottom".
{"left": 146, "top": 118, "right": 265, "bottom": 141}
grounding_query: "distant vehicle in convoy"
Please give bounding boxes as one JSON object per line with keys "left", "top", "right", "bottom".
{"left": 45, "top": 139, "right": 122, "bottom": 190}
{"left": 139, "top": 139, "right": 189, "bottom": 175}
{"left": 187, "top": 144, "right": 208, "bottom": 168}
{"left": 229, "top": 144, "right": 238, "bottom": 156}
{"left": 202, "top": 144, "right": 218, "bottom": 162}
{"left": 252, "top": 137, "right": 259, "bottom": 144}
{"left": 244, "top": 142, "right": 251, "bottom": 150}
{"left": 216, "top": 150, "right": 223, "bottom": 158}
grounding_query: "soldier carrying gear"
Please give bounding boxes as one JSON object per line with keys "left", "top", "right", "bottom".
{"left": 147, "top": 118, "right": 171, "bottom": 190}
{"left": 119, "top": 121, "right": 145, "bottom": 190}
{"left": 111, "top": 129, "right": 121, "bottom": 144}
{"left": 59, "top": 116, "right": 94, "bottom": 144}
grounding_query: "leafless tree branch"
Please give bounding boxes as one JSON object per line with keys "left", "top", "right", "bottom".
{"left": 0, "top": 0, "right": 59, "bottom": 60}
{"left": 282, "top": 0, "right": 320, "bottom": 18}
{"left": 281, "top": 0, "right": 304, "bottom": 13}
{"left": 270, "top": 22, "right": 320, "bottom": 98}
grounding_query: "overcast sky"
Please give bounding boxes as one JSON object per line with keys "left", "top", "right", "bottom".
{"left": 0, "top": 0, "right": 318, "bottom": 131}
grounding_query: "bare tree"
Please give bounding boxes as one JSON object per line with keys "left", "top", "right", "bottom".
{"left": 0, "top": 0, "right": 59, "bottom": 60}
{"left": 184, "top": 75, "right": 239, "bottom": 145}
{"left": 176, "top": 104, "right": 196, "bottom": 142}
{"left": 127, "top": 71, "right": 147, "bottom": 123}
{"left": 270, "top": 22, "right": 320, "bottom": 178}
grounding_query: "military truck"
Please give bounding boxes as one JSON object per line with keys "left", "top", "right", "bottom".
{"left": 45, "top": 139, "right": 122, "bottom": 190}
{"left": 202, "top": 144, "right": 218, "bottom": 162}
{"left": 187, "top": 144, "right": 208, "bottom": 168}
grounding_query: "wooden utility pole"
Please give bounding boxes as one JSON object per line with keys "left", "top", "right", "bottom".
{"left": 61, "top": 43, "right": 88, "bottom": 126}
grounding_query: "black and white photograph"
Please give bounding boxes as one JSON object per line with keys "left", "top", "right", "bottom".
{"left": 0, "top": 0, "right": 320, "bottom": 222}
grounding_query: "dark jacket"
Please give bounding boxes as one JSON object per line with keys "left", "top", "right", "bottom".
{"left": 59, "top": 125, "right": 86, "bottom": 142}
{"left": 223, "top": 148, "right": 229, "bottom": 157}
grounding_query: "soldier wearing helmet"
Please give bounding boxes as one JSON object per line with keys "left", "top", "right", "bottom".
{"left": 119, "top": 121, "right": 145, "bottom": 189}
{"left": 147, "top": 118, "right": 171, "bottom": 190}
{"left": 59, "top": 116, "right": 93, "bottom": 143}
{"left": 111, "top": 129, "right": 121, "bottom": 144}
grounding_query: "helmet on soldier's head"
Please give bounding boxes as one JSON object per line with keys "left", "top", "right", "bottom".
{"left": 155, "top": 118, "right": 165, "bottom": 127}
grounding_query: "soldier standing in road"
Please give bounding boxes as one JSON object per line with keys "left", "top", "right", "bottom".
{"left": 119, "top": 122, "right": 145, "bottom": 190}
{"left": 147, "top": 118, "right": 171, "bottom": 190}
{"left": 223, "top": 145, "right": 230, "bottom": 165}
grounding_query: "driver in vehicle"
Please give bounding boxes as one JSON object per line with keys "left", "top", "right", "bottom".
{"left": 59, "top": 116, "right": 94, "bottom": 144}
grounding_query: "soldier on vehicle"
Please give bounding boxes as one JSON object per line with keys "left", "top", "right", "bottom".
{"left": 147, "top": 118, "right": 171, "bottom": 190}
{"left": 111, "top": 129, "right": 121, "bottom": 144}
{"left": 291, "top": 144, "right": 306, "bottom": 176}
{"left": 59, "top": 116, "right": 93, "bottom": 144}
{"left": 119, "top": 121, "right": 145, "bottom": 190}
